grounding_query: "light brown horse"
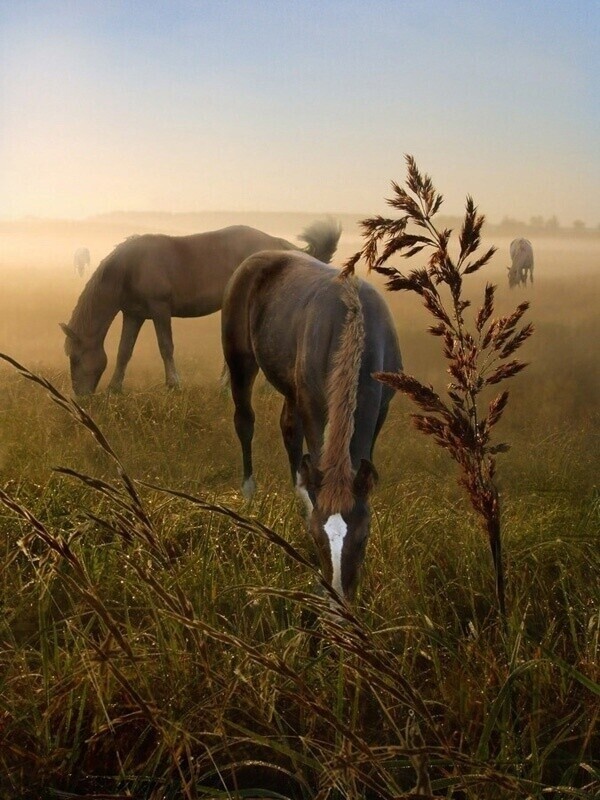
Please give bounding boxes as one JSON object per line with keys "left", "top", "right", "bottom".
{"left": 60, "top": 220, "right": 341, "bottom": 395}
{"left": 222, "top": 251, "right": 402, "bottom": 602}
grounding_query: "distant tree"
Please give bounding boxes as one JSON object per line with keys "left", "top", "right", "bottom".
{"left": 529, "top": 216, "right": 544, "bottom": 228}
{"left": 545, "top": 215, "right": 559, "bottom": 231}
{"left": 499, "top": 215, "right": 524, "bottom": 231}
{"left": 573, "top": 219, "right": 586, "bottom": 231}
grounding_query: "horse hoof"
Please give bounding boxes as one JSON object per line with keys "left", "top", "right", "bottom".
{"left": 242, "top": 476, "right": 256, "bottom": 500}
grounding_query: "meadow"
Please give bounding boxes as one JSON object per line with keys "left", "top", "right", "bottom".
{"left": 0, "top": 216, "right": 598, "bottom": 798}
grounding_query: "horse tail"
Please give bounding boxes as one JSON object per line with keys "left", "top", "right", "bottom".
{"left": 318, "top": 275, "right": 365, "bottom": 516}
{"left": 298, "top": 217, "right": 342, "bottom": 264}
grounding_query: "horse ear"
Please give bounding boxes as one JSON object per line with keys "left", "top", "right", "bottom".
{"left": 353, "top": 459, "right": 378, "bottom": 499}
{"left": 299, "top": 453, "right": 323, "bottom": 492}
{"left": 59, "top": 323, "right": 80, "bottom": 343}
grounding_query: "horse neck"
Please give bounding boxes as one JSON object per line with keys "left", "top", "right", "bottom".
{"left": 69, "top": 267, "right": 121, "bottom": 346}
{"left": 318, "top": 277, "right": 365, "bottom": 516}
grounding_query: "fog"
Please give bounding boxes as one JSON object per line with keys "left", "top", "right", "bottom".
{"left": 0, "top": 213, "right": 598, "bottom": 407}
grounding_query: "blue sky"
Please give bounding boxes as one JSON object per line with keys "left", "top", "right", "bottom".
{"left": 1, "top": 1, "right": 599, "bottom": 223}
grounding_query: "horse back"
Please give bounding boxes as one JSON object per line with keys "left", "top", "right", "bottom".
{"left": 222, "top": 251, "right": 331, "bottom": 389}
{"left": 223, "top": 250, "right": 401, "bottom": 402}
{"left": 117, "top": 227, "right": 296, "bottom": 318}
{"left": 510, "top": 238, "right": 533, "bottom": 265}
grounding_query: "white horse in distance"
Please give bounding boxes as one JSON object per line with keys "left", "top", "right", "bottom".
{"left": 74, "top": 247, "right": 91, "bottom": 277}
{"left": 508, "top": 238, "right": 534, "bottom": 288}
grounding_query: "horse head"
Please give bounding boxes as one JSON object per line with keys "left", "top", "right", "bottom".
{"left": 507, "top": 264, "right": 520, "bottom": 289}
{"left": 299, "top": 454, "right": 378, "bottom": 603}
{"left": 60, "top": 323, "right": 107, "bottom": 395}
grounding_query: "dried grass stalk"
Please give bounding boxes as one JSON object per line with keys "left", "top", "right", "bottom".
{"left": 344, "top": 156, "right": 534, "bottom": 618}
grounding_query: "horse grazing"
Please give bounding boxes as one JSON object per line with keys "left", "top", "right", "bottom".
{"left": 60, "top": 220, "right": 341, "bottom": 395}
{"left": 508, "top": 238, "right": 534, "bottom": 288}
{"left": 73, "top": 247, "right": 90, "bottom": 277}
{"left": 222, "top": 251, "right": 402, "bottom": 602}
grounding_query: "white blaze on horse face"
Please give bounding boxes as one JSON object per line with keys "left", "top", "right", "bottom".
{"left": 295, "top": 471, "right": 313, "bottom": 517}
{"left": 324, "top": 513, "right": 348, "bottom": 597}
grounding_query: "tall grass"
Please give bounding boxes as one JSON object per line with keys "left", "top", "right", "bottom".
{"left": 0, "top": 350, "right": 598, "bottom": 798}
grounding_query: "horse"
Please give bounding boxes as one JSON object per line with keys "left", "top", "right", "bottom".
{"left": 60, "top": 219, "right": 341, "bottom": 395}
{"left": 221, "top": 251, "right": 402, "bottom": 603}
{"left": 508, "top": 238, "right": 534, "bottom": 288}
{"left": 73, "top": 247, "right": 91, "bottom": 277}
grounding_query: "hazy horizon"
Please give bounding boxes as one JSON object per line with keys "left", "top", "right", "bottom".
{"left": 2, "top": 207, "right": 599, "bottom": 232}
{"left": 2, "top": 2, "right": 599, "bottom": 226}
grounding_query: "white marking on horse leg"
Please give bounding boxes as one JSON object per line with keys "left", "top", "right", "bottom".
{"left": 323, "top": 513, "right": 347, "bottom": 598}
{"left": 242, "top": 475, "right": 256, "bottom": 500}
{"left": 219, "top": 363, "right": 231, "bottom": 395}
{"left": 295, "top": 471, "right": 313, "bottom": 517}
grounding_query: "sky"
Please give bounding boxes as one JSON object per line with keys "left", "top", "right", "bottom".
{"left": 1, "top": 1, "right": 599, "bottom": 224}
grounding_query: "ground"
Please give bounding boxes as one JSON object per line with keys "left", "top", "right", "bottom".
{"left": 0, "top": 215, "right": 598, "bottom": 798}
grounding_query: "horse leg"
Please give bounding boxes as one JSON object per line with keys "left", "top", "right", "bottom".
{"left": 108, "top": 313, "right": 144, "bottom": 392}
{"left": 280, "top": 397, "right": 310, "bottom": 514}
{"left": 151, "top": 307, "right": 180, "bottom": 388}
{"left": 229, "top": 354, "right": 259, "bottom": 498}
{"left": 350, "top": 383, "right": 392, "bottom": 463}
{"left": 297, "top": 390, "right": 325, "bottom": 470}
{"left": 369, "top": 392, "right": 393, "bottom": 459}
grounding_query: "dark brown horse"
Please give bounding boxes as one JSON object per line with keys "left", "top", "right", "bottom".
{"left": 222, "top": 251, "right": 402, "bottom": 602}
{"left": 60, "top": 220, "right": 341, "bottom": 395}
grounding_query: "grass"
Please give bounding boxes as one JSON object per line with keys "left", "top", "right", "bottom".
{"left": 0, "top": 352, "right": 598, "bottom": 798}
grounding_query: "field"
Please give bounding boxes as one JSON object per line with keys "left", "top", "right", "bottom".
{"left": 0, "top": 216, "right": 599, "bottom": 798}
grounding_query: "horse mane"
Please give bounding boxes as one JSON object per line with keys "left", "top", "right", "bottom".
{"left": 318, "top": 275, "right": 365, "bottom": 515}
{"left": 65, "top": 240, "right": 130, "bottom": 350}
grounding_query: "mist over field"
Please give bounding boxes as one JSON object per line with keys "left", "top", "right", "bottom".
{"left": 0, "top": 210, "right": 598, "bottom": 511}
{"left": 1, "top": 212, "right": 598, "bottom": 391}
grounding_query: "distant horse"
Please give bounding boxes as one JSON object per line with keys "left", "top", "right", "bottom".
{"left": 508, "top": 238, "right": 534, "bottom": 288}
{"left": 60, "top": 220, "right": 341, "bottom": 395}
{"left": 222, "top": 251, "right": 402, "bottom": 602}
{"left": 73, "top": 247, "right": 90, "bottom": 277}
